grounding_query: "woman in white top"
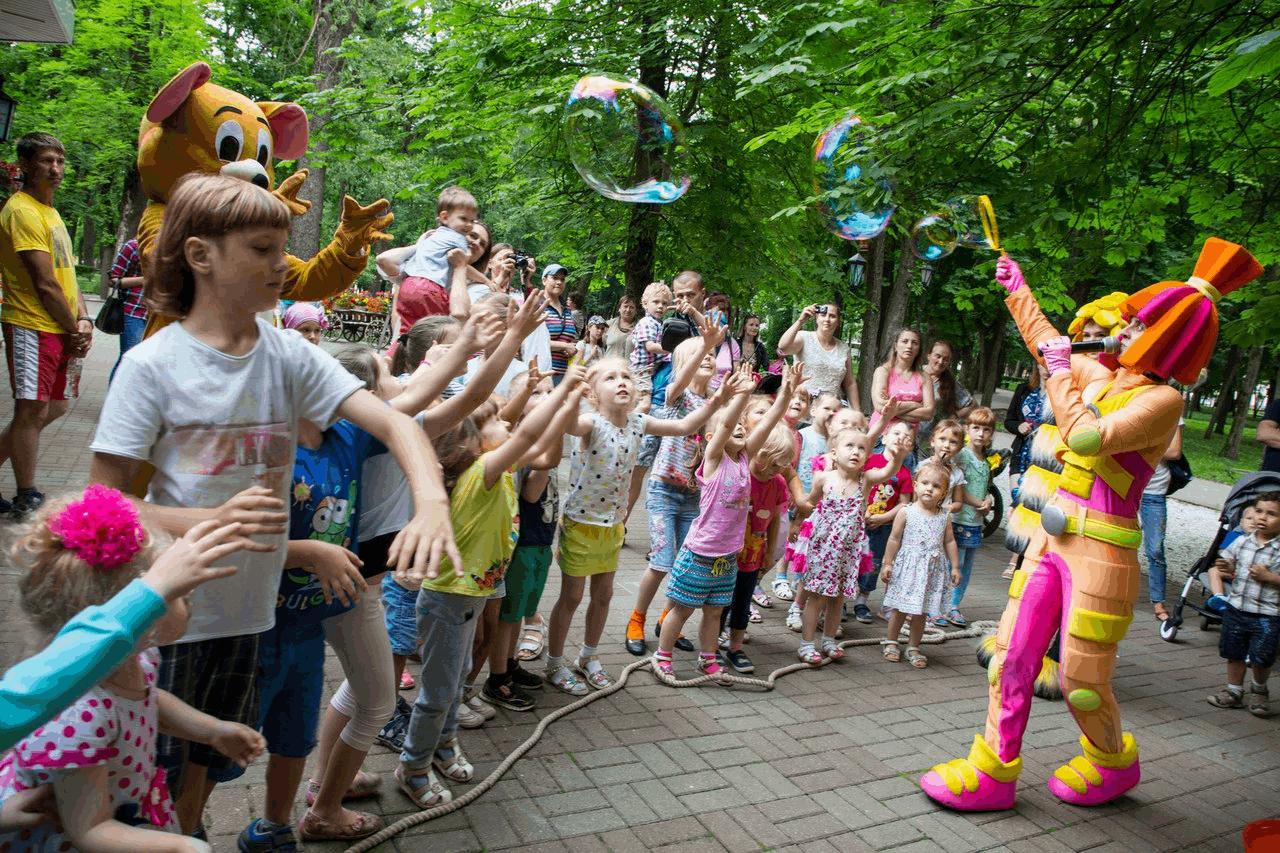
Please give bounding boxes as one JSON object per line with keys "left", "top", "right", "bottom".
{"left": 776, "top": 302, "right": 860, "bottom": 404}
{"left": 604, "top": 296, "right": 638, "bottom": 363}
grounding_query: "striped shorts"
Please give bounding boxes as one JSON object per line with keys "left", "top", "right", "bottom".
{"left": 3, "top": 323, "right": 76, "bottom": 401}
{"left": 667, "top": 547, "right": 738, "bottom": 609}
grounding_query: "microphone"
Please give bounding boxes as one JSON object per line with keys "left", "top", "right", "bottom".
{"left": 1039, "top": 336, "right": 1119, "bottom": 355}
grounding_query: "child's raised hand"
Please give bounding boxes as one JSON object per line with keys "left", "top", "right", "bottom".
{"left": 698, "top": 316, "right": 727, "bottom": 349}
{"left": 725, "top": 362, "right": 755, "bottom": 396}
{"left": 525, "top": 355, "right": 549, "bottom": 389}
{"left": 561, "top": 362, "right": 588, "bottom": 390}
{"left": 142, "top": 518, "right": 260, "bottom": 604}
{"left": 782, "top": 361, "right": 808, "bottom": 398}
{"left": 470, "top": 310, "right": 506, "bottom": 354}
{"left": 308, "top": 541, "right": 368, "bottom": 606}
{"left": 210, "top": 721, "right": 266, "bottom": 769}
{"left": 514, "top": 289, "right": 550, "bottom": 339}
{"left": 879, "top": 394, "right": 901, "bottom": 422}
{"left": 446, "top": 247, "right": 469, "bottom": 269}
{"left": 210, "top": 486, "right": 288, "bottom": 547}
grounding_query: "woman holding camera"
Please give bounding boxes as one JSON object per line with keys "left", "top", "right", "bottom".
{"left": 777, "top": 302, "right": 860, "bottom": 404}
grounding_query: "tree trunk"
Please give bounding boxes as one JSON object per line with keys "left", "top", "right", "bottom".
{"left": 77, "top": 210, "right": 96, "bottom": 270}
{"left": 974, "top": 323, "right": 1007, "bottom": 406}
{"left": 291, "top": 0, "right": 357, "bottom": 261}
{"left": 1205, "top": 346, "right": 1241, "bottom": 439}
{"left": 856, "top": 232, "right": 887, "bottom": 411}
{"left": 105, "top": 166, "right": 148, "bottom": 290}
{"left": 876, "top": 245, "right": 914, "bottom": 359}
{"left": 1223, "top": 346, "right": 1265, "bottom": 459}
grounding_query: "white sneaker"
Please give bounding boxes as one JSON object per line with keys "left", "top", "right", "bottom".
{"left": 786, "top": 607, "right": 803, "bottom": 632}
{"left": 467, "top": 694, "right": 497, "bottom": 720}
{"left": 456, "top": 702, "right": 486, "bottom": 729}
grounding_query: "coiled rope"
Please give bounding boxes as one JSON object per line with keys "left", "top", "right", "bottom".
{"left": 345, "top": 620, "right": 997, "bottom": 852}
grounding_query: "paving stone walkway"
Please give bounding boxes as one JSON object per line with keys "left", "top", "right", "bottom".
{"left": 1, "top": 328, "right": 1276, "bottom": 853}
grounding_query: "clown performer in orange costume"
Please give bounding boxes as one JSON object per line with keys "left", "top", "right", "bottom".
{"left": 921, "top": 239, "right": 1262, "bottom": 810}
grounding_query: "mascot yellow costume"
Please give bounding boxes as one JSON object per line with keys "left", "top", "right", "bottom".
{"left": 136, "top": 61, "right": 392, "bottom": 335}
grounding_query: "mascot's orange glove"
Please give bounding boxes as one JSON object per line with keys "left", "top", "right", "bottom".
{"left": 273, "top": 169, "right": 312, "bottom": 217}
{"left": 335, "top": 196, "right": 394, "bottom": 257}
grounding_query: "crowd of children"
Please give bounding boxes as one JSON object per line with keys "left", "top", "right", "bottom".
{"left": 7, "top": 173, "right": 1245, "bottom": 853}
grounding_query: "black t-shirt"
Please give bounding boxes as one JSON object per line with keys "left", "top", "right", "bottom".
{"left": 516, "top": 467, "right": 559, "bottom": 548}
{"left": 1263, "top": 400, "right": 1280, "bottom": 472}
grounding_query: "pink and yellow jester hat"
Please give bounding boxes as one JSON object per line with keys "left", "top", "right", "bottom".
{"left": 1068, "top": 292, "right": 1129, "bottom": 341}
{"left": 1119, "top": 238, "right": 1262, "bottom": 385}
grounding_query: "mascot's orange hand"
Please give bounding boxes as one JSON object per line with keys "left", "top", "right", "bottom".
{"left": 273, "top": 169, "right": 312, "bottom": 216}
{"left": 335, "top": 196, "right": 394, "bottom": 257}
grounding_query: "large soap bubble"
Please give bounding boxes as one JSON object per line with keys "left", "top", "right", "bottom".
{"left": 812, "top": 115, "right": 895, "bottom": 240}
{"left": 944, "top": 195, "right": 998, "bottom": 249}
{"left": 563, "top": 75, "right": 690, "bottom": 204}
{"left": 910, "top": 212, "right": 957, "bottom": 260}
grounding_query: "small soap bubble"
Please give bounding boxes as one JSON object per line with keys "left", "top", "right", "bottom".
{"left": 563, "top": 75, "right": 690, "bottom": 204}
{"left": 812, "top": 115, "right": 895, "bottom": 241}
{"left": 944, "top": 195, "right": 997, "bottom": 250}
{"left": 911, "top": 212, "right": 957, "bottom": 261}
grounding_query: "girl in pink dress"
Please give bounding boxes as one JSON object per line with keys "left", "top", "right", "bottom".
{"left": 0, "top": 487, "right": 265, "bottom": 853}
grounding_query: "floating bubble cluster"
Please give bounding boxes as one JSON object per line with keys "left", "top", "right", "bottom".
{"left": 910, "top": 212, "right": 957, "bottom": 261}
{"left": 812, "top": 115, "right": 895, "bottom": 241}
{"left": 563, "top": 75, "right": 690, "bottom": 204}
{"left": 911, "top": 194, "right": 1000, "bottom": 260}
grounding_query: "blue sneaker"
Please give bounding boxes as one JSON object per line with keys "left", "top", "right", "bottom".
{"left": 1206, "top": 594, "right": 1228, "bottom": 614}
{"left": 238, "top": 818, "right": 297, "bottom": 853}
{"left": 376, "top": 695, "right": 411, "bottom": 751}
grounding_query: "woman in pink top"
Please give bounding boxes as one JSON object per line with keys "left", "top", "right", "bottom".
{"left": 871, "top": 328, "right": 935, "bottom": 435}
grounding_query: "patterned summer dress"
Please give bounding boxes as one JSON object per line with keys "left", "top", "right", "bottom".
{"left": 802, "top": 481, "right": 872, "bottom": 598}
{"left": 881, "top": 503, "right": 951, "bottom": 617}
{"left": 0, "top": 649, "right": 179, "bottom": 849}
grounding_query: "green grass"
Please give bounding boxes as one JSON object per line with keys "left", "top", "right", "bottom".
{"left": 75, "top": 266, "right": 100, "bottom": 295}
{"left": 1181, "top": 409, "right": 1265, "bottom": 485}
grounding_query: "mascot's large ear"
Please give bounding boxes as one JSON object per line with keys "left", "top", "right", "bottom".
{"left": 147, "top": 62, "right": 212, "bottom": 123}
{"left": 258, "top": 103, "right": 309, "bottom": 160}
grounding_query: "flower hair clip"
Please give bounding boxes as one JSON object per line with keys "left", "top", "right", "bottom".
{"left": 46, "top": 484, "right": 146, "bottom": 570}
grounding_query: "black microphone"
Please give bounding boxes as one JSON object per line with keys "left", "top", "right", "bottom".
{"left": 1038, "top": 336, "right": 1119, "bottom": 355}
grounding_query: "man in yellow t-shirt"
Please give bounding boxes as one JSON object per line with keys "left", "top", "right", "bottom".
{"left": 0, "top": 132, "right": 92, "bottom": 518}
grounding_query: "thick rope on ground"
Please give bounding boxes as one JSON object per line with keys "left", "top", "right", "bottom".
{"left": 343, "top": 620, "right": 997, "bottom": 852}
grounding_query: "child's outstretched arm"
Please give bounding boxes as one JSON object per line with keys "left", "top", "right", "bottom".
{"left": 337, "top": 390, "right": 461, "bottom": 581}
{"left": 943, "top": 522, "right": 961, "bottom": 584}
{"left": 701, "top": 364, "right": 757, "bottom": 478}
{"left": 863, "top": 439, "right": 908, "bottom": 490}
{"left": 666, "top": 321, "right": 726, "bottom": 403}
{"left": 520, "top": 383, "right": 583, "bottom": 470}
{"left": 421, "top": 290, "right": 549, "bottom": 438}
{"left": 500, "top": 357, "right": 549, "bottom": 426}
{"left": 482, "top": 364, "right": 587, "bottom": 490}
{"left": 878, "top": 510, "right": 909, "bottom": 586}
{"left": 55, "top": 767, "right": 214, "bottom": 852}
{"left": 746, "top": 362, "right": 803, "bottom": 459}
{"left": 157, "top": 690, "right": 265, "bottom": 768}
{"left": 646, "top": 365, "right": 737, "bottom": 438}
{"left": 389, "top": 312, "right": 502, "bottom": 416}
{"left": 864, "top": 395, "right": 901, "bottom": 449}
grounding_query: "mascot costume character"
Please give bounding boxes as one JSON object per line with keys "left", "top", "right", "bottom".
{"left": 136, "top": 61, "right": 392, "bottom": 336}
{"left": 923, "top": 239, "right": 1262, "bottom": 810}
{"left": 981, "top": 288, "right": 1137, "bottom": 701}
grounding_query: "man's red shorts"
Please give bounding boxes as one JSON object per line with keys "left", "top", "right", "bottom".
{"left": 3, "top": 322, "right": 77, "bottom": 401}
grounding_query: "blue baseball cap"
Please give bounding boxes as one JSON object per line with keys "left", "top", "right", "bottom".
{"left": 543, "top": 264, "right": 567, "bottom": 277}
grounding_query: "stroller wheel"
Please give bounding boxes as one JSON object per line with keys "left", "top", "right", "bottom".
{"left": 1159, "top": 620, "right": 1178, "bottom": 642}
{"left": 1201, "top": 615, "right": 1213, "bottom": 631}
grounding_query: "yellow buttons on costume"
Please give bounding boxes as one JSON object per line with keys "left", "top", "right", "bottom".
{"left": 1067, "top": 688, "right": 1102, "bottom": 711}
{"left": 1008, "top": 569, "right": 1029, "bottom": 600}
{"left": 1067, "top": 608, "right": 1133, "bottom": 644}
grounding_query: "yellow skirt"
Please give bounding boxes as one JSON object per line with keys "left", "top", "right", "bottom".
{"left": 558, "top": 517, "right": 624, "bottom": 577}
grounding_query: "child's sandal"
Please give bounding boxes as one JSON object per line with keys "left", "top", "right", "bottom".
{"left": 432, "top": 738, "right": 474, "bottom": 783}
{"left": 906, "top": 647, "right": 928, "bottom": 669}
{"left": 822, "top": 641, "right": 845, "bottom": 661}
{"left": 304, "top": 770, "right": 381, "bottom": 806}
{"left": 752, "top": 587, "right": 773, "bottom": 608}
{"left": 882, "top": 640, "right": 901, "bottom": 662}
{"left": 749, "top": 605, "right": 763, "bottom": 623}
{"left": 798, "top": 646, "right": 823, "bottom": 665}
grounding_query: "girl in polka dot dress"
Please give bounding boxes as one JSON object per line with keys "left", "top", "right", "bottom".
{"left": 0, "top": 486, "right": 265, "bottom": 853}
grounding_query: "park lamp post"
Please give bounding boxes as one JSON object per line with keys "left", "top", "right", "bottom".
{"left": 0, "top": 79, "right": 15, "bottom": 143}
{"left": 847, "top": 251, "right": 867, "bottom": 291}
{"left": 920, "top": 261, "right": 935, "bottom": 290}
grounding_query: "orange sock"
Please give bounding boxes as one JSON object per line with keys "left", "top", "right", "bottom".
{"left": 627, "top": 610, "right": 645, "bottom": 641}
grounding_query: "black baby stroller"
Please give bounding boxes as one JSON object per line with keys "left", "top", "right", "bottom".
{"left": 1160, "top": 471, "right": 1280, "bottom": 642}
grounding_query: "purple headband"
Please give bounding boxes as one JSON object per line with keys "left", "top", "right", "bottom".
{"left": 283, "top": 302, "right": 329, "bottom": 331}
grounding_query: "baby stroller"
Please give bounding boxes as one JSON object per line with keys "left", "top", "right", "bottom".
{"left": 1160, "top": 471, "right": 1280, "bottom": 642}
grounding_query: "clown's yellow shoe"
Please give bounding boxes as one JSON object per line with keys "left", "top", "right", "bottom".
{"left": 1048, "top": 733, "right": 1140, "bottom": 806}
{"left": 920, "top": 735, "right": 1021, "bottom": 811}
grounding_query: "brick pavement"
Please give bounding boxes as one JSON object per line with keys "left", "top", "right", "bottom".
{"left": 1, "top": 327, "right": 1276, "bottom": 852}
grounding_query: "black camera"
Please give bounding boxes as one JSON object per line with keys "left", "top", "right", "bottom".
{"left": 815, "top": 305, "right": 829, "bottom": 314}
{"left": 513, "top": 254, "right": 531, "bottom": 270}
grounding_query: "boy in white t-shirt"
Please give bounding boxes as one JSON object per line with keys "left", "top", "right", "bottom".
{"left": 88, "top": 174, "right": 460, "bottom": 837}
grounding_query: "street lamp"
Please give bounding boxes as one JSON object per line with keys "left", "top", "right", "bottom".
{"left": 920, "top": 261, "right": 934, "bottom": 290}
{"left": 847, "top": 251, "right": 867, "bottom": 291}
{"left": 0, "top": 79, "right": 15, "bottom": 143}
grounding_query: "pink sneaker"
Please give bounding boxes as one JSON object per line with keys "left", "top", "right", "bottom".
{"left": 1046, "top": 733, "right": 1140, "bottom": 806}
{"left": 920, "top": 735, "right": 1021, "bottom": 811}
